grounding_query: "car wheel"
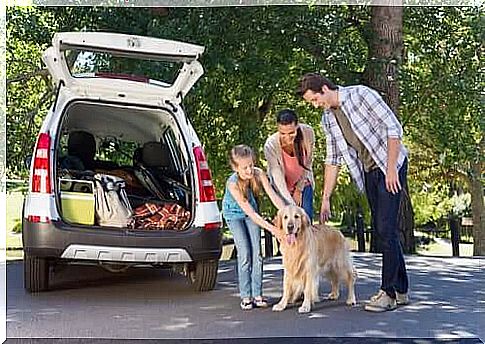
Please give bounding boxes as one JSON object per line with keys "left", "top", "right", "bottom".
{"left": 24, "top": 253, "right": 50, "bottom": 293}
{"left": 187, "top": 260, "right": 218, "bottom": 292}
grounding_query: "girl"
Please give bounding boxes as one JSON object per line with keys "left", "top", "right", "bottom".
{"left": 222, "top": 145, "right": 286, "bottom": 310}
{"left": 264, "top": 109, "right": 315, "bottom": 221}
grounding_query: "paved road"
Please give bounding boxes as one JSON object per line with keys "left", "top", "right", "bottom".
{"left": 6, "top": 253, "right": 485, "bottom": 342}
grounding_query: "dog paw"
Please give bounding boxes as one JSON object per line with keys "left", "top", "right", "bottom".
{"left": 327, "top": 292, "right": 339, "bottom": 300}
{"left": 346, "top": 299, "right": 357, "bottom": 306}
{"left": 298, "top": 304, "right": 311, "bottom": 313}
{"left": 272, "top": 303, "right": 286, "bottom": 312}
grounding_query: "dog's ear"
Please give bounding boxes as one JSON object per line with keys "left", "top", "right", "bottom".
{"left": 301, "top": 208, "right": 310, "bottom": 229}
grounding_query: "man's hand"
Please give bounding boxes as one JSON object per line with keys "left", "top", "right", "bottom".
{"left": 293, "top": 188, "right": 303, "bottom": 206}
{"left": 320, "top": 197, "right": 331, "bottom": 224}
{"left": 386, "top": 166, "right": 401, "bottom": 194}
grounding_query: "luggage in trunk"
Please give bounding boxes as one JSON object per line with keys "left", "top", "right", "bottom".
{"left": 55, "top": 101, "right": 194, "bottom": 231}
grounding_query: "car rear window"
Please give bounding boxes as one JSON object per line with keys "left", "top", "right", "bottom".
{"left": 65, "top": 49, "right": 183, "bottom": 86}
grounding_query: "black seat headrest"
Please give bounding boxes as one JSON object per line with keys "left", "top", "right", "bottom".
{"left": 67, "top": 131, "right": 96, "bottom": 169}
{"left": 141, "top": 142, "right": 171, "bottom": 168}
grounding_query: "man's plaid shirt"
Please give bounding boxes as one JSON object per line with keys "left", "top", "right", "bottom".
{"left": 321, "top": 85, "right": 408, "bottom": 193}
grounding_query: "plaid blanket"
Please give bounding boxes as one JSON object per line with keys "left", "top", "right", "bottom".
{"left": 130, "top": 203, "right": 191, "bottom": 230}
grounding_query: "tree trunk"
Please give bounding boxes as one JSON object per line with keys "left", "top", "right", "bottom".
{"left": 470, "top": 162, "right": 485, "bottom": 256}
{"left": 364, "top": 6, "right": 402, "bottom": 114}
{"left": 364, "top": 6, "right": 415, "bottom": 254}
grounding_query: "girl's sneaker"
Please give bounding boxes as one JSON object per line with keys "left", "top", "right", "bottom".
{"left": 254, "top": 296, "right": 269, "bottom": 308}
{"left": 240, "top": 298, "right": 254, "bottom": 310}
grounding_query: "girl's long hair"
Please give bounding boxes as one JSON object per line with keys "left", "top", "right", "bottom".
{"left": 229, "top": 145, "right": 261, "bottom": 201}
{"left": 276, "top": 109, "right": 310, "bottom": 171}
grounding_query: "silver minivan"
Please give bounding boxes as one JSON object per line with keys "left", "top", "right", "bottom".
{"left": 22, "top": 32, "right": 222, "bottom": 292}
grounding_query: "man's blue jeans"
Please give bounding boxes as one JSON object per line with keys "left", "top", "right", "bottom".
{"left": 301, "top": 184, "right": 314, "bottom": 223}
{"left": 226, "top": 217, "right": 263, "bottom": 299}
{"left": 364, "top": 160, "right": 409, "bottom": 299}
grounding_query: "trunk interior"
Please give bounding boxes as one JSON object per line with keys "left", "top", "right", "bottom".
{"left": 54, "top": 100, "right": 194, "bottom": 231}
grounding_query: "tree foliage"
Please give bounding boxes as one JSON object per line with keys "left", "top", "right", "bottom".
{"left": 402, "top": 7, "right": 482, "bottom": 172}
{"left": 6, "top": 6, "right": 482, "bottom": 249}
{"left": 401, "top": 7, "right": 484, "bottom": 253}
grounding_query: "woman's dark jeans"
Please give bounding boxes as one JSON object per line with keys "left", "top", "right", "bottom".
{"left": 301, "top": 184, "right": 314, "bottom": 223}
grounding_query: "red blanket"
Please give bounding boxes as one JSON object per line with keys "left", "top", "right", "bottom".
{"left": 130, "top": 203, "right": 191, "bottom": 230}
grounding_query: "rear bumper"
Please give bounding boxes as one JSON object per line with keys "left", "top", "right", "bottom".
{"left": 23, "top": 220, "right": 222, "bottom": 263}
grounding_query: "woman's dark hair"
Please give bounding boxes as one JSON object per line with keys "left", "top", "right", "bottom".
{"left": 276, "top": 109, "right": 310, "bottom": 172}
{"left": 276, "top": 108, "right": 298, "bottom": 125}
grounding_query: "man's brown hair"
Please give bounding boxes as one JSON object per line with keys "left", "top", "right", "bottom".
{"left": 296, "top": 73, "right": 338, "bottom": 97}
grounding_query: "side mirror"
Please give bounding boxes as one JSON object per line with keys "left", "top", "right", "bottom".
{"left": 24, "top": 156, "right": 32, "bottom": 170}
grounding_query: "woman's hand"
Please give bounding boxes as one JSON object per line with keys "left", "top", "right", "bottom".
{"left": 292, "top": 188, "right": 303, "bottom": 206}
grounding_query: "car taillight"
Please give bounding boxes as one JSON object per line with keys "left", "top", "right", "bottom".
{"left": 31, "top": 133, "right": 51, "bottom": 194}
{"left": 204, "top": 222, "right": 222, "bottom": 231}
{"left": 193, "top": 146, "right": 216, "bottom": 202}
{"left": 27, "top": 215, "right": 50, "bottom": 224}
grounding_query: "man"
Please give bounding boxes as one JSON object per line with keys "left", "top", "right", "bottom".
{"left": 297, "top": 73, "right": 409, "bottom": 312}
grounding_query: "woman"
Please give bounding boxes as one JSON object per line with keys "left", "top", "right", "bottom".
{"left": 222, "top": 145, "right": 285, "bottom": 310}
{"left": 264, "top": 109, "right": 315, "bottom": 221}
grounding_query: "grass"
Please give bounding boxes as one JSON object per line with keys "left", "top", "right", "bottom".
{"left": 6, "top": 191, "right": 24, "bottom": 258}
{"left": 6, "top": 250, "right": 24, "bottom": 260}
{"left": 415, "top": 237, "right": 473, "bottom": 256}
{"left": 6, "top": 192, "right": 23, "bottom": 233}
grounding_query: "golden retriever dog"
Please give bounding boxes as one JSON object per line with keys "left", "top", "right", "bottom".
{"left": 272, "top": 205, "right": 357, "bottom": 313}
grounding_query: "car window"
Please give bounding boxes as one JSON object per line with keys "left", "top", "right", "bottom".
{"left": 65, "top": 49, "right": 182, "bottom": 86}
{"left": 57, "top": 131, "right": 139, "bottom": 167}
{"left": 97, "top": 138, "right": 139, "bottom": 166}
{"left": 163, "top": 128, "right": 185, "bottom": 173}
{"left": 57, "top": 133, "right": 69, "bottom": 157}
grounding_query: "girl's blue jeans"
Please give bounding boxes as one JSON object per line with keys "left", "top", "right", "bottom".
{"left": 225, "top": 217, "right": 263, "bottom": 299}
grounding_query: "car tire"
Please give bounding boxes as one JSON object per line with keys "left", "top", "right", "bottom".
{"left": 188, "top": 260, "right": 218, "bottom": 292}
{"left": 24, "top": 254, "right": 50, "bottom": 293}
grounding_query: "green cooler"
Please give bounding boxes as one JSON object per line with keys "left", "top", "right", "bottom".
{"left": 60, "top": 179, "right": 95, "bottom": 225}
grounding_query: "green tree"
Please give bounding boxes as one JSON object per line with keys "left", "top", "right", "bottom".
{"left": 358, "top": 5, "right": 416, "bottom": 253}
{"left": 402, "top": 7, "right": 483, "bottom": 255}
{"left": 7, "top": 6, "right": 480, "bottom": 254}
